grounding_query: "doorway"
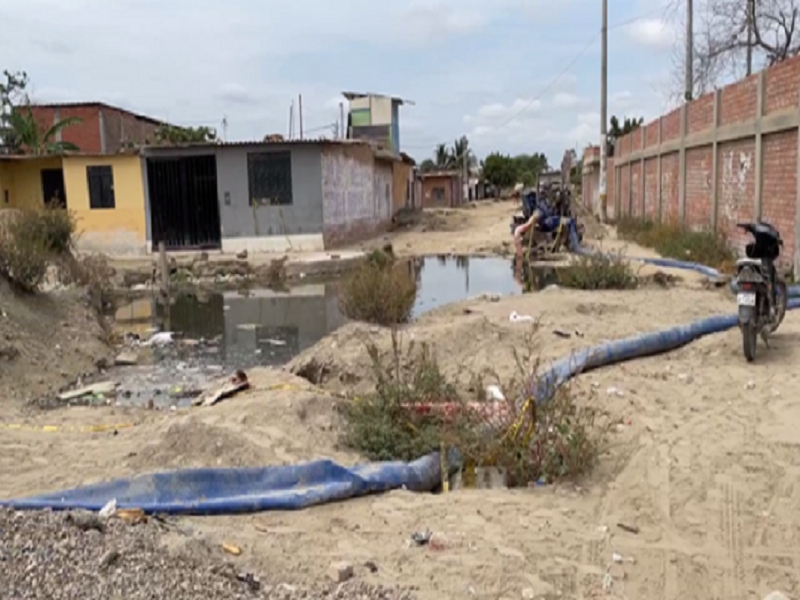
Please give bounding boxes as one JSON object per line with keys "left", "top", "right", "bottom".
{"left": 146, "top": 155, "right": 222, "bottom": 250}
{"left": 41, "top": 168, "right": 66, "bottom": 208}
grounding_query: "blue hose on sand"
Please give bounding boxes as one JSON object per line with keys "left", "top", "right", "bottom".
{"left": 565, "top": 219, "right": 800, "bottom": 298}
{"left": 1, "top": 220, "right": 795, "bottom": 515}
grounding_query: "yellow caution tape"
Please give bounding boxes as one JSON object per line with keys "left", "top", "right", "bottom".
{"left": 0, "top": 422, "right": 135, "bottom": 433}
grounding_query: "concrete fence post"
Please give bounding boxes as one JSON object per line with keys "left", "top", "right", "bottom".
{"left": 710, "top": 89, "right": 721, "bottom": 230}
{"left": 754, "top": 71, "right": 766, "bottom": 220}
{"left": 678, "top": 104, "right": 688, "bottom": 224}
{"left": 657, "top": 117, "right": 663, "bottom": 222}
{"left": 640, "top": 127, "right": 646, "bottom": 216}
{"left": 794, "top": 84, "right": 800, "bottom": 277}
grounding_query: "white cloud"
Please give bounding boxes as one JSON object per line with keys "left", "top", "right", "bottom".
{"left": 551, "top": 92, "right": 584, "bottom": 108}
{"left": 625, "top": 18, "right": 675, "bottom": 49}
{"left": 0, "top": 0, "right": 674, "bottom": 164}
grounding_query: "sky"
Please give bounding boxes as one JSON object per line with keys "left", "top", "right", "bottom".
{"left": 0, "top": 0, "right": 685, "bottom": 167}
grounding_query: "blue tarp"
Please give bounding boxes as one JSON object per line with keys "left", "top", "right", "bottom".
{"left": 2, "top": 454, "right": 450, "bottom": 515}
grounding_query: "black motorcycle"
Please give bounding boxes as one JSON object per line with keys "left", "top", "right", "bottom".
{"left": 734, "top": 221, "right": 788, "bottom": 361}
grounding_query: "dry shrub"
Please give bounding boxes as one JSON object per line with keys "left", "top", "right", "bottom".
{"left": 616, "top": 216, "right": 735, "bottom": 271}
{"left": 0, "top": 204, "right": 78, "bottom": 292}
{"left": 340, "top": 326, "right": 599, "bottom": 486}
{"left": 338, "top": 251, "right": 417, "bottom": 325}
{"left": 58, "top": 253, "right": 117, "bottom": 310}
{"left": 557, "top": 251, "right": 639, "bottom": 290}
{"left": 0, "top": 230, "right": 51, "bottom": 292}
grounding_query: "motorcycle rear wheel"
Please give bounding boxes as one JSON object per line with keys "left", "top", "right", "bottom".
{"left": 768, "top": 279, "right": 788, "bottom": 334}
{"left": 742, "top": 323, "right": 758, "bottom": 362}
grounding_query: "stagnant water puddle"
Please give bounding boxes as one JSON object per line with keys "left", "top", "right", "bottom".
{"left": 107, "top": 256, "right": 560, "bottom": 408}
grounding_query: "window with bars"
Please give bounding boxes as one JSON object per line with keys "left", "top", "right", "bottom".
{"left": 247, "top": 151, "right": 293, "bottom": 206}
{"left": 86, "top": 165, "right": 115, "bottom": 209}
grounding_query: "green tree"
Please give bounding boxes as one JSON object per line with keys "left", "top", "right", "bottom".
{"left": 6, "top": 106, "right": 81, "bottom": 155}
{"left": 607, "top": 115, "right": 643, "bottom": 156}
{"left": 433, "top": 143, "right": 454, "bottom": 170}
{"left": 451, "top": 135, "right": 476, "bottom": 172}
{"left": 512, "top": 153, "right": 549, "bottom": 187}
{"left": 481, "top": 152, "right": 517, "bottom": 189}
{"left": 1, "top": 70, "right": 82, "bottom": 155}
{"left": 419, "top": 158, "right": 436, "bottom": 173}
{"left": 154, "top": 124, "right": 217, "bottom": 145}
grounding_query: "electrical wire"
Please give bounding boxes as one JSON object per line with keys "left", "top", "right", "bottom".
{"left": 401, "top": 7, "right": 670, "bottom": 152}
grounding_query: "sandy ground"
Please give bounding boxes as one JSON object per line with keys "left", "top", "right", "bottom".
{"left": 2, "top": 203, "right": 799, "bottom": 598}
{"left": 0, "top": 280, "right": 111, "bottom": 410}
{"left": 3, "top": 286, "right": 798, "bottom": 597}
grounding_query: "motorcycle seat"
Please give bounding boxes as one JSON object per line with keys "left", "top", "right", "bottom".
{"left": 737, "top": 257, "right": 763, "bottom": 267}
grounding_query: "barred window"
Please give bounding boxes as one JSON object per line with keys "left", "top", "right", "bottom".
{"left": 247, "top": 151, "right": 293, "bottom": 206}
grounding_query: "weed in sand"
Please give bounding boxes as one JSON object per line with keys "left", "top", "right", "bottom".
{"left": 556, "top": 251, "right": 639, "bottom": 290}
{"left": 338, "top": 250, "right": 417, "bottom": 326}
{"left": 340, "top": 327, "right": 599, "bottom": 486}
{"left": 616, "top": 217, "right": 735, "bottom": 271}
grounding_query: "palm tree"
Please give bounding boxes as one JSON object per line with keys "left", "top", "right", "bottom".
{"left": 6, "top": 105, "right": 81, "bottom": 155}
{"left": 451, "top": 135, "right": 476, "bottom": 173}
{"left": 434, "top": 143, "right": 453, "bottom": 170}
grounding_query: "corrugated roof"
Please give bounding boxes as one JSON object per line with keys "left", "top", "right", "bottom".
{"left": 140, "top": 137, "right": 370, "bottom": 151}
{"left": 420, "top": 170, "right": 461, "bottom": 178}
{"left": 341, "top": 91, "right": 415, "bottom": 105}
{"left": 28, "top": 102, "right": 166, "bottom": 126}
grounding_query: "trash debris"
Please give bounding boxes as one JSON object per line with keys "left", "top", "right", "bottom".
{"left": 59, "top": 381, "right": 118, "bottom": 401}
{"left": 261, "top": 338, "right": 286, "bottom": 346}
{"left": 222, "top": 543, "right": 242, "bottom": 556}
{"left": 552, "top": 329, "right": 571, "bottom": 338}
{"left": 117, "top": 508, "right": 147, "bottom": 525}
{"left": 411, "top": 530, "right": 432, "bottom": 546}
{"left": 194, "top": 370, "right": 250, "bottom": 407}
{"left": 485, "top": 384, "right": 505, "bottom": 401}
{"left": 616, "top": 522, "right": 639, "bottom": 534}
{"left": 606, "top": 386, "right": 624, "bottom": 397}
{"left": 141, "top": 331, "right": 175, "bottom": 347}
{"left": 509, "top": 311, "right": 534, "bottom": 323}
{"left": 364, "top": 560, "right": 379, "bottom": 573}
{"left": 99, "top": 498, "right": 117, "bottom": 519}
{"left": 236, "top": 572, "right": 261, "bottom": 592}
{"left": 114, "top": 351, "right": 139, "bottom": 366}
{"left": 327, "top": 561, "right": 354, "bottom": 583}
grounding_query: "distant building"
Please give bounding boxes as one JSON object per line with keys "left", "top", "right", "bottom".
{"left": 420, "top": 170, "right": 463, "bottom": 208}
{"left": 27, "top": 102, "right": 164, "bottom": 154}
{"left": 342, "top": 91, "right": 413, "bottom": 155}
{"left": 539, "top": 169, "right": 562, "bottom": 188}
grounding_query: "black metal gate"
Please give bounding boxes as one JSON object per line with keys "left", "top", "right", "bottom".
{"left": 147, "top": 155, "right": 221, "bottom": 250}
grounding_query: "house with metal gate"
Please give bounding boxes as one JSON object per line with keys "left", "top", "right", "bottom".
{"left": 0, "top": 139, "right": 411, "bottom": 256}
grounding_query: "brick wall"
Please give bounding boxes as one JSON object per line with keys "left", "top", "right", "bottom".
{"left": 28, "top": 104, "right": 159, "bottom": 154}
{"left": 608, "top": 55, "right": 800, "bottom": 273}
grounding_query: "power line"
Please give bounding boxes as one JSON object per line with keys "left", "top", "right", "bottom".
{"left": 401, "top": 7, "right": 669, "bottom": 153}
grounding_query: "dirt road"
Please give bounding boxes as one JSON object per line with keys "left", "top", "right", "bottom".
{"left": 1, "top": 203, "right": 798, "bottom": 598}
{"left": 2, "top": 281, "right": 798, "bottom": 597}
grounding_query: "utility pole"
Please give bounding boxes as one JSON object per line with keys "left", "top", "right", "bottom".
{"left": 685, "top": 0, "right": 694, "bottom": 101}
{"left": 222, "top": 115, "right": 228, "bottom": 142}
{"left": 298, "top": 94, "right": 304, "bottom": 140}
{"left": 599, "top": 0, "right": 608, "bottom": 222}
{"left": 288, "top": 101, "right": 294, "bottom": 139}
{"left": 746, "top": 0, "right": 754, "bottom": 75}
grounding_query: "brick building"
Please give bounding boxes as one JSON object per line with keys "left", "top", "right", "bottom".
{"left": 583, "top": 55, "right": 800, "bottom": 274}
{"left": 28, "top": 102, "right": 163, "bottom": 155}
{"left": 420, "top": 170, "right": 463, "bottom": 208}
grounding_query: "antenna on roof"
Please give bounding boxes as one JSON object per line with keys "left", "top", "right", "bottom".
{"left": 222, "top": 115, "right": 228, "bottom": 142}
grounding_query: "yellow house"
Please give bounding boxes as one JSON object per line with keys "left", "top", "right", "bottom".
{"left": 0, "top": 153, "right": 147, "bottom": 255}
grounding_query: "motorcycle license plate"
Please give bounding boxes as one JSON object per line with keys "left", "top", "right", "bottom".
{"left": 737, "top": 292, "right": 756, "bottom": 306}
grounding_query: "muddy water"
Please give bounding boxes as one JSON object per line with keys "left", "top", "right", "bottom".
{"left": 110, "top": 256, "right": 559, "bottom": 407}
